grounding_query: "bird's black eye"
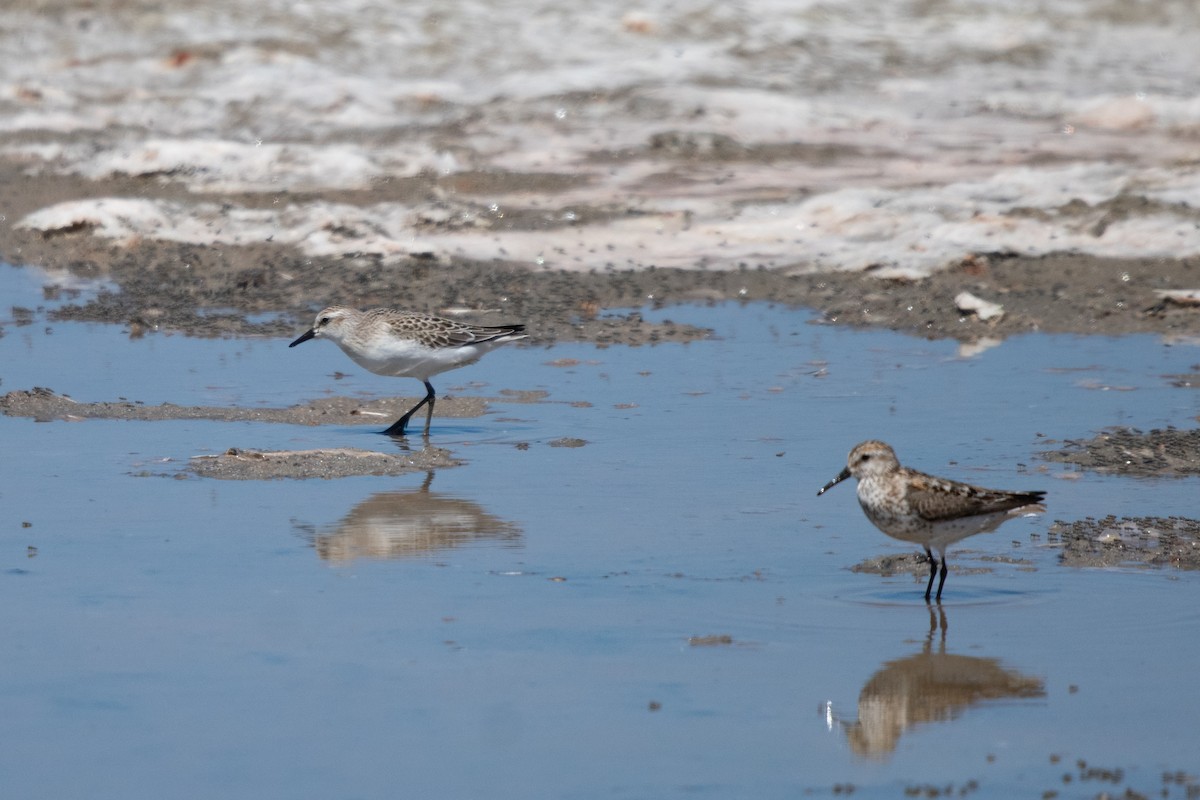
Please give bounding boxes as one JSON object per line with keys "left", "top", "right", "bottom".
{"left": 859, "top": 454, "right": 871, "bottom": 462}
{"left": 319, "top": 316, "right": 330, "bottom": 325}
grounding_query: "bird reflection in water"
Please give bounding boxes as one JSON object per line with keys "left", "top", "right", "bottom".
{"left": 297, "top": 472, "right": 521, "bottom": 562}
{"left": 833, "top": 605, "right": 1045, "bottom": 759}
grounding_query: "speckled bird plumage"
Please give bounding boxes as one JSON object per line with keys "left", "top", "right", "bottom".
{"left": 818, "top": 440, "right": 1045, "bottom": 601}
{"left": 289, "top": 305, "right": 526, "bottom": 436}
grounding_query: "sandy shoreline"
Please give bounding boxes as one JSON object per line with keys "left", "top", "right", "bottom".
{"left": 5, "top": 164, "right": 1200, "bottom": 346}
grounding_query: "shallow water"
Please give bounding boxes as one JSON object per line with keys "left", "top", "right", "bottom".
{"left": 2, "top": 264, "right": 1199, "bottom": 797}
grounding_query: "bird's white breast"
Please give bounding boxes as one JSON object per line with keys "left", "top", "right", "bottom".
{"left": 337, "top": 336, "right": 485, "bottom": 379}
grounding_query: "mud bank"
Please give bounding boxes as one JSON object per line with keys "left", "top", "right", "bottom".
{"left": 0, "top": 386, "right": 495, "bottom": 428}
{"left": 1040, "top": 427, "right": 1200, "bottom": 477}
{"left": 186, "top": 446, "right": 459, "bottom": 480}
{"left": 1050, "top": 515, "right": 1200, "bottom": 570}
{"left": 849, "top": 551, "right": 1034, "bottom": 587}
{"left": 5, "top": 170, "right": 1200, "bottom": 346}
{"left": 0, "top": 387, "right": 556, "bottom": 478}
{"left": 850, "top": 528, "right": 1200, "bottom": 578}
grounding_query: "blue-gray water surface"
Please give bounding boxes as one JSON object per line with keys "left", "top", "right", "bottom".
{"left": 2, "top": 265, "right": 1198, "bottom": 798}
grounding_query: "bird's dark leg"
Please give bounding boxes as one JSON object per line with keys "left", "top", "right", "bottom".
{"left": 923, "top": 547, "right": 938, "bottom": 602}
{"left": 381, "top": 402, "right": 422, "bottom": 437}
{"left": 421, "top": 380, "right": 435, "bottom": 436}
{"left": 381, "top": 381, "right": 436, "bottom": 438}
{"left": 934, "top": 557, "right": 949, "bottom": 602}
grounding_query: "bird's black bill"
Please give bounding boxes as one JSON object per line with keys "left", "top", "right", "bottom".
{"left": 289, "top": 329, "right": 316, "bottom": 347}
{"left": 817, "top": 467, "right": 851, "bottom": 496}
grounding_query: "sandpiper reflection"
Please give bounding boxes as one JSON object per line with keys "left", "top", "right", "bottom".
{"left": 300, "top": 472, "right": 521, "bottom": 562}
{"left": 840, "top": 606, "right": 1045, "bottom": 759}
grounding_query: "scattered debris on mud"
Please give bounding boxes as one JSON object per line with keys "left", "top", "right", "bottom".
{"left": 1040, "top": 427, "right": 1200, "bottom": 476}
{"left": 1049, "top": 515, "right": 1200, "bottom": 570}
{"left": 850, "top": 552, "right": 994, "bottom": 580}
{"left": 548, "top": 437, "right": 588, "bottom": 448}
{"left": 850, "top": 552, "right": 934, "bottom": 578}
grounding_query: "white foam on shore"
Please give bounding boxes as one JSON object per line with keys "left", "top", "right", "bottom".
{"left": 20, "top": 162, "right": 1200, "bottom": 275}
{"left": 4, "top": 0, "right": 1200, "bottom": 274}
{"left": 74, "top": 139, "right": 457, "bottom": 192}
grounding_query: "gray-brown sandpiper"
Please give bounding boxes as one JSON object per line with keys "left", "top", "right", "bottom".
{"left": 818, "top": 440, "right": 1045, "bottom": 601}
{"left": 290, "top": 305, "right": 526, "bottom": 437}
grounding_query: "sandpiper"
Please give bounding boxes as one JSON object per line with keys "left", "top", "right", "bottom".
{"left": 817, "top": 440, "right": 1045, "bottom": 602}
{"left": 289, "top": 305, "right": 526, "bottom": 437}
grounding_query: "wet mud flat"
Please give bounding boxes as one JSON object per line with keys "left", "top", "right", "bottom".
{"left": 852, "top": 517, "right": 1200, "bottom": 577}
{"left": 1038, "top": 428, "right": 1200, "bottom": 569}
{"left": 0, "top": 386, "right": 564, "bottom": 479}
{"left": 187, "top": 446, "right": 458, "bottom": 480}
{"left": 849, "top": 551, "right": 1035, "bottom": 584}
{"left": 1040, "top": 426, "right": 1200, "bottom": 476}
{"left": 5, "top": 165, "right": 1200, "bottom": 346}
{"left": 1049, "top": 516, "right": 1200, "bottom": 570}
{"left": 0, "top": 386, "right": 496, "bottom": 429}
{"left": 0, "top": 387, "right": 480, "bottom": 478}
